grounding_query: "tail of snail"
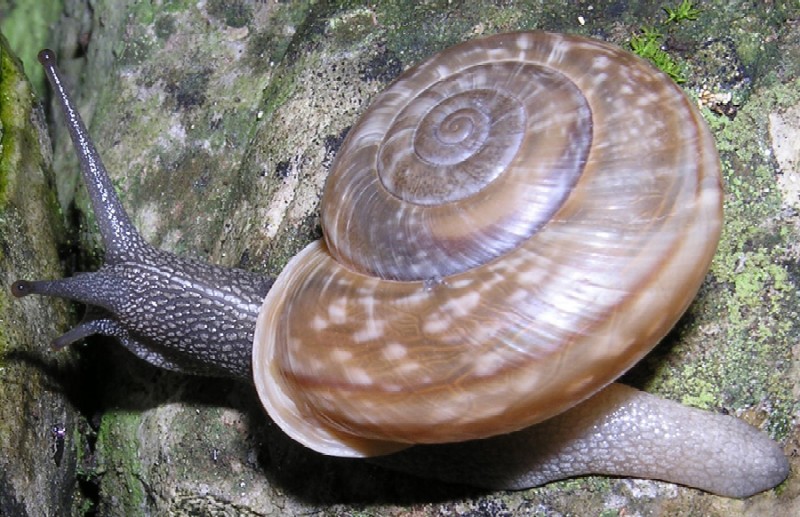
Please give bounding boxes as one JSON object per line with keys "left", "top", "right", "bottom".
{"left": 12, "top": 32, "right": 789, "bottom": 498}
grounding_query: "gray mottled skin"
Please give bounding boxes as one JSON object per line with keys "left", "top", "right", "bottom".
{"left": 12, "top": 50, "right": 269, "bottom": 380}
{"left": 380, "top": 383, "right": 789, "bottom": 498}
{"left": 11, "top": 47, "right": 789, "bottom": 499}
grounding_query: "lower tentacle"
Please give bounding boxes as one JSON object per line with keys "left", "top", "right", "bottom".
{"left": 375, "top": 383, "right": 789, "bottom": 498}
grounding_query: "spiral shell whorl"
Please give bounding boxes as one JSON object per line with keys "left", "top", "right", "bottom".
{"left": 322, "top": 41, "right": 596, "bottom": 281}
{"left": 254, "top": 32, "right": 723, "bottom": 457}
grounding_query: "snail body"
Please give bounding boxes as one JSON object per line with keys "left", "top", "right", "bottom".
{"left": 13, "top": 32, "right": 789, "bottom": 497}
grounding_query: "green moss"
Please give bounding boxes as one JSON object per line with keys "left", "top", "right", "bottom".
{"left": 154, "top": 14, "right": 177, "bottom": 41}
{"left": 630, "top": 26, "right": 687, "bottom": 82}
{"left": 96, "top": 411, "right": 147, "bottom": 514}
{"left": 161, "top": 0, "right": 195, "bottom": 13}
{"left": 663, "top": 0, "right": 701, "bottom": 23}
{"left": 246, "top": 29, "right": 288, "bottom": 72}
{"left": 0, "top": 34, "right": 21, "bottom": 207}
{"left": 206, "top": 0, "right": 253, "bottom": 29}
{"left": 688, "top": 83, "right": 800, "bottom": 438}
{"left": 0, "top": 31, "right": 78, "bottom": 498}
{"left": 0, "top": 293, "right": 7, "bottom": 357}
{"left": 0, "top": 32, "right": 66, "bottom": 360}
{"left": 96, "top": 0, "right": 183, "bottom": 66}
{"left": 128, "top": 0, "right": 158, "bottom": 26}
{"left": 115, "top": 33, "right": 154, "bottom": 66}
{"left": 632, "top": 74, "right": 799, "bottom": 470}
{"left": 327, "top": 8, "right": 381, "bottom": 46}
{"left": 548, "top": 475, "right": 613, "bottom": 494}
{"left": 677, "top": 367, "right": 718, "bottom": 408}
{"left": 0, "top": 0, "right": 61, "bottom": 96}
{"left": 245, "top": 0, "right": 313, "bottom": 72}
{"left": 626, "top": 1, "right": 717, "bottom": 83}
{"left": 1, "top": 33, "right": 54, "bottom": 212}
{"left": 259, "top": 65, "right": 299, "bottom": 125}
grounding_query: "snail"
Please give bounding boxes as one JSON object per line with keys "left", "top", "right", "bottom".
{"left": 12, "top": 32, "right": 789, "bottom": 498}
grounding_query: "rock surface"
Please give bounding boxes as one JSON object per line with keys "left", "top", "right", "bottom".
{"left": 1, "top": 1, "right": 798, "bottom": 515}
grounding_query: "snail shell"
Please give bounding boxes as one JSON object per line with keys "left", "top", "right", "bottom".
{"left": 253, "top": 32, "right": 723, "bottom": 457}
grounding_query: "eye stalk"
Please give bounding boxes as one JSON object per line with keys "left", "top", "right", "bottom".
{"left": 38, "top": 49, "right": 57, "bottom": 66}
{"left": 13, "top": 49, "right": 272, "bottom": 379}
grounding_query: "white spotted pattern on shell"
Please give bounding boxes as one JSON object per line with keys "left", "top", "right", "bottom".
{"left": 253, "top": 32, "right": 723, "bottom": 457}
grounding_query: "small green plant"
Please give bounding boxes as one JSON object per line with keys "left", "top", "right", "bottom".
{"left": 663, "top": 0, "right": 701, "bottom": 24}
{"left": 630, "top": 27, "right": 686, "bottom": 83}
{"left": 629, "top": 1, "right": 702, "bottom": 83}
{"left": 629, "top": 26, "right": 664, "bottom": 56}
